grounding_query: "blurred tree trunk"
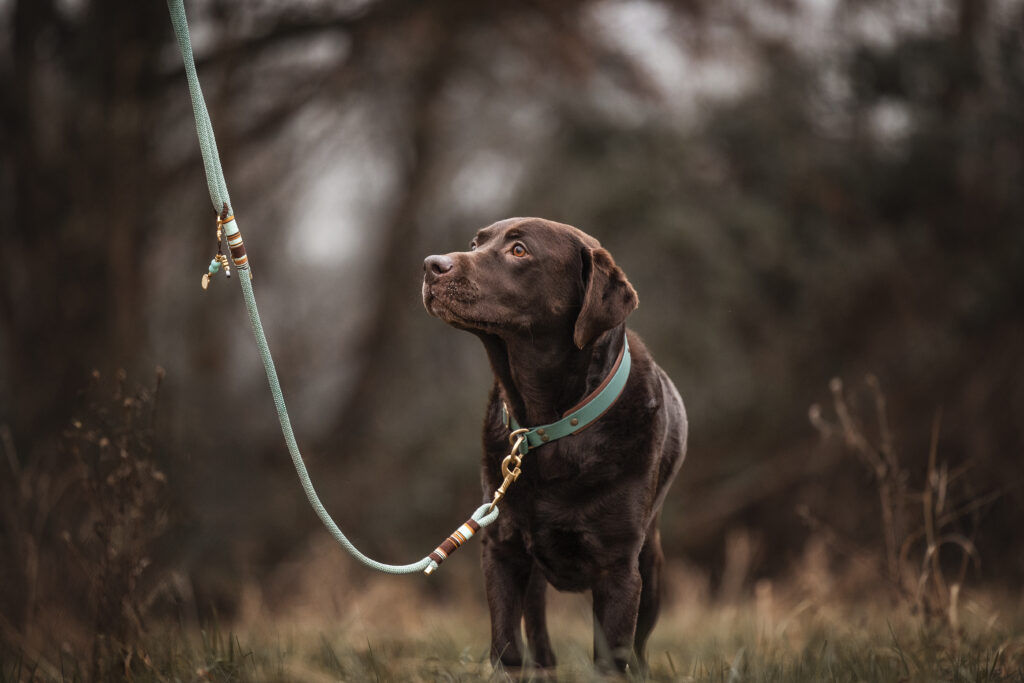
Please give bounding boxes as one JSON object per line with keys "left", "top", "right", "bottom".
{"left": 0, "top": 0, "right": 169, "bottom": 630}
{"left": 0, "top": 1, "right": 164, "bottom": 470}
{"left": 324, "top": 7, "right": 461, "bottom": 452}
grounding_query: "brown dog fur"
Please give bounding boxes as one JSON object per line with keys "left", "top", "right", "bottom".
{"left": 423, "top": 218, "right": 687, "bottom": 672}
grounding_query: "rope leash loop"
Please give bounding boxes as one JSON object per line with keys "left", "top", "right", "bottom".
{"left": 167, "top": 0, "right": 500, "bottom": 576}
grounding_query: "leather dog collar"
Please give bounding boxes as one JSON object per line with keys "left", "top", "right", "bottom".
{"left": 501, "top": 334, "right": 631, "bottom": 455}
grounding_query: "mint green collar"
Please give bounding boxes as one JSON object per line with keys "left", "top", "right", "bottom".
{"left": 501, "top": 335, "right": 631, "bottom": 454}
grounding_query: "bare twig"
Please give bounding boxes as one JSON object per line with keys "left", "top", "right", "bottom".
{"left": 809, "top": 375, "right": 997, "bottom": 631}
{"left": 922, "top": 408, "right": 948, "bottom": 613}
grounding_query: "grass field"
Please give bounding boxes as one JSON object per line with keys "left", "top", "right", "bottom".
{"left": 5, "top": 579, "right": 1022, "bottom": 682}
{"left": 6, "top": 360, "right": 1016, "bottom": 681}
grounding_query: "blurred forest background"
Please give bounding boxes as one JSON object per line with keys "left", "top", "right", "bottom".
{"left": 2, "top": 0, "right": 1023, "bottom": 667}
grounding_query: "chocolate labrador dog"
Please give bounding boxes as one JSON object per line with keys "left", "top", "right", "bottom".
{"left": 422, "top": 217, "right": 687, "bottom": 673}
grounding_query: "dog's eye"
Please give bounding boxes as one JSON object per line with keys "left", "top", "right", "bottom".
{"left": 511, "top": 243, "right": 528, "bottom": 258}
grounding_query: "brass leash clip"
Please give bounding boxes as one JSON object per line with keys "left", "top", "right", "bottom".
{"left": 488, "top": 428, "right": 529, "bottom": 512}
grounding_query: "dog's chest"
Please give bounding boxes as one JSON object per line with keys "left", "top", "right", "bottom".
{"left": 485, "top": 411, "right": 654, "bottom": 589}
{"left": 503, "top": 466, "right": 645, "bottom": 592}
{"left": 523, "top": 509, "right": 606, "bottom": 590}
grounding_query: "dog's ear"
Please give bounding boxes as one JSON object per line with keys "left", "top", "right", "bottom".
{"left": 573, "top": 247, "right": 638, "bottom": 349}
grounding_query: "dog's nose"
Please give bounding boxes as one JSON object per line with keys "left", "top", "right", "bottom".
{"left": 424, "top": 254, "right": 454, "bottom": 280}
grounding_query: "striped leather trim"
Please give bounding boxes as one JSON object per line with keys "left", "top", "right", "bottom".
{"left": 428, "top": 518, "right": 481, "bottom": 567}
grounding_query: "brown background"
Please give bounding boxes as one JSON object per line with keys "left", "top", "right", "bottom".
{"left": 1, "top": 0, "right": 1022, "bottom": 640}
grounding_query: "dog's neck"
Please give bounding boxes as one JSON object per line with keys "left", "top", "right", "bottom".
{"left": 478, "top": 325, "right": 626, "bottom": 428}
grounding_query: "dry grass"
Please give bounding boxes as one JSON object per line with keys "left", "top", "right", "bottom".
{"left": 3, "top": 373, "right": 1020, "bottom": 681}
{"left": 5, "top": 581, "right": 1022, "bottom": 682}
{"left": 0, "top": 368, "right": 173, "bottom": 682}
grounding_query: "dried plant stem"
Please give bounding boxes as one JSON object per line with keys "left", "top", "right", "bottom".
{"left": 922, "top": 409, "right": 948, "bottom": 614}
{"left": 809, "top": 375, "right": 995, "bottom": 632}
{"left": 0, "top": 367, "right": 171, "bottom": 674}
{"left": 829, "top": 377, "right": 901, "bottom": 582}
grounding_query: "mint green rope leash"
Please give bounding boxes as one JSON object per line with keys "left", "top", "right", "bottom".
{"left": 167, "top": 0, "right": 230, "bottom": 214}
{"left": 167, "top": 0, "right": 498, "bottom": 575}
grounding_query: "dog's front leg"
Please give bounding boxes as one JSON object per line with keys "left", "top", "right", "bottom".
{"left": 481, "top": 531, "right": 532, "bottom": 670}
{"left": 592, "top": 562, "right": 642, "bottom": 672}
{"left": 523, "top": 564, "right": 556, "bottom": 669}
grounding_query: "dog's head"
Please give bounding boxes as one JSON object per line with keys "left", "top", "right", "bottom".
{"left": 422, "top": 218, "right": 637, "bottom": 348}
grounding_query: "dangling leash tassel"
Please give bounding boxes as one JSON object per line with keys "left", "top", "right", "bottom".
{"left": 202, "top": 208, "right": 228, "bottom": 289}
{"left": 201, "top": 207, "right": 249, "bottom": 289}
{"left": 201, "top": 256, "right": 221, "bottom": 290}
